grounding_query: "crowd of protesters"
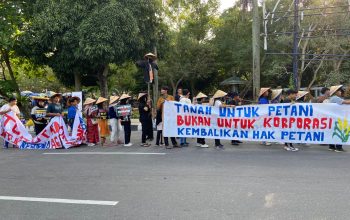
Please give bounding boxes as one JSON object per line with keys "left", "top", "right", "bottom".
{"left": 0, "top": 84, "right": 349, "bottom": 153}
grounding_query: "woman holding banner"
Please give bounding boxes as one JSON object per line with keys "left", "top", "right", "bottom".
{"left": 83, "top": 98, "right": 99, "bottom": 147}
{"left": 328, "top": 85, "right": 350, "bottom": 152}
{"left": 67, "top": 96, "right": 81, "bottom": 130}
{"left": 31, "top": 97, "right": 49, "bottom": 135}
{"left": 46, "top": 93, "right": 63, "bottom": 119}
{"left": 212, "top": 90, "right": 227, "bottom": 149}
{"left": 195, "top": 92, "right": 209, "bottom": 148}
{"left": 0, "top": 97, "right": 20, "bottom": 148}
{"left": 119, "top": 94, "right": 133, "bottom": 147}
{"left": 258, "top": 88, "right": 272, "bottom": 146}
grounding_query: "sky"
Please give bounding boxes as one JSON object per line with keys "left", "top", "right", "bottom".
{"left": 219, "top": 0, "right": 237, "bottom": 12}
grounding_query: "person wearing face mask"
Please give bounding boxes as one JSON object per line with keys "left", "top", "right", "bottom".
{"left": 31, "top": 97, "right": 49, "bottom": 135}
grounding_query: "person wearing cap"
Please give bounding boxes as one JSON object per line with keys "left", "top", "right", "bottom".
{"left": 157, "top": 86, "right": 178, "bottom": 149}
{"left": 138, "top": 92, "right": 153, "bottom": 147}
{"left": 328, "top": 85, "right": 350, "bottom": 152}
{"left": 0, "top": 97, "right": 20, "bottom": 148}
{"left": 83, "top": 98, "right": 99, "bottom": 147}
{"left": 282, "top": 89, "right": 299, "bottom": 152}
{"left": 67, "top": 96, "right": 81, "bottom": 130}
{"left": 195, "top": 92, "right": 209, "bottom": 148}
{"left": 119, "top": 94, "right": 133, "bottom": 147}
{"left": 108, "top": 96, "right": 123, "bottom": 145}
{"left": 212, "top": 90, "right": 227, "bottom": 149}
{"left": 96, "top": 97, "right": 110, "bottom": 146}
{"left": 46, "top": 93, "right": 63, "bottom": 119}
{"left": 30, "top": 97, "right": 49, "bottom": 135}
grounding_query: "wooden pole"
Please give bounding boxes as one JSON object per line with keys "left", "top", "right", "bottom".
{"left": 252, "top": 0, "right": 261, "bottom": 100}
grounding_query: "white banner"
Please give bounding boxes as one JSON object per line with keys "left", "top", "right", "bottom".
{"left": 163, "top": 101, "right": 350, "bottom": 145}
{"left": 0, "top": 111, "right": 86, "bottom": 149}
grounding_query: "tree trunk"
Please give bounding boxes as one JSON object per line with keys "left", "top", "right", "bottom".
{"left": 98, "top": 64, "right": 109, "bottom": 98}
{"left": 1, "top": 49, "right": 20, "bottom": 95}
{"left": 0, "top": 62, "right": 6, "bottom": 80}
{"left": 74, "top": 72, "right": 82, "bottom": 91}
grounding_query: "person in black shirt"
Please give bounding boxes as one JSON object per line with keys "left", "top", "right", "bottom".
{"left": 227, "top": 92, "right": 243, "bottom": 146}
{"left": 31, "top": 97, "right": 48, "bottom": 135}
{"left": 175, "top": 88, "right": 183, "bottom": 102}
{"left": 46, "top": 93, "right": 63, "bottom": 119}
{"left": 138, "top": 92, "right": 153, "bottom": 147}
{"left": 119, "top": 94, "right": 132, "bottom": 147}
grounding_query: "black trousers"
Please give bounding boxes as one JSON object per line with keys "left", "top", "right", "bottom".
{"left": 156, "top": 130, "right": 163, "bottom": 145}
{"left": 164, "top": 137, "right": 177, "bottom": 146}
{"left": 197, "top": 138, "right": 205, "bottom": 145}
{"left": 215, "top": 139, "right": 221, "bottom": 146}
{"left": 34, "top": 123, "right": 47, "bottom": 135}
{"left": 141, "top": 120, "right": 153, "bottom": 143}
{"left": 329, "top": 144, "right": 342, "bottom": 150}
{"left": 123, "top": 121, "right": 131, "bottom": 144}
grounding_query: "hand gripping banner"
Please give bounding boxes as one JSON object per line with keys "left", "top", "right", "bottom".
{"left": 0, "top": 111, "right": 86, "bottom": 149}
{"left": 163, "top": 101, "right": 350, "bottom": 145}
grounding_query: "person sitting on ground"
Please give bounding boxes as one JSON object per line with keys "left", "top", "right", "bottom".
{"left": 282, "top": 89, "right": 299, "bottom": 152}
{"left": 328, "top": 85, "right": 350, "bottom": 153}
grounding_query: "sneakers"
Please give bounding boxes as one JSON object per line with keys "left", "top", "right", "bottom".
{"left": 87, "top": 143, "right": 96, "bottom": 147}
{"left": 124, "top": 143, "right": 133, "bottom": 147}
{"left": 284, "top": 146, "right": 299, "bottom": 152}
{"left": 196, "top": 143, "right": 202, "bottom": 147}
{"left": 216, "top": 144, "right": 224, "bottom": 150}
{"left": 335, "top": 148, "right": 346, "bottom": 153}
{"left": 141, "top": 143, "right": 151, "bottom": 147}
{"left": 328, "top": 147, "right": 336, "bottom": 151}
{"left": 165, "top": 145, "right": 173, "bottom": 149}
{"left": 200, "top": 144, "right": 209, "bottom": 148}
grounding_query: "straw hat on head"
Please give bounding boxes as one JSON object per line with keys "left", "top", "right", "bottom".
{"left": 144, "top": 53, "right": 157, "bottom": 60}
{"left": 138, "top": 92, "right": 147, "bottom": 100}
{"left": 119, "top": 93, "right": 131, "bottom": 100}
{"left": 32, "top": 96, "right": 49, "bottom": 101}
{"left": 271, "top": 89, "right": 283, "bottom": 100}
{"left": 329, "top": 85, "right": 343, "bottom": 96}
{"left": 195, "top": 92, "right": 208, "bottom": 99}
{"left": 296, "top": 91, "right": 309, "bottom": 100}
{"left": 96, "top": 97, "right": 108, "bottom": 105}
{"left": 259, "top": 88, "right": 271, "bottom": 97}
{"left": 83, "top": 98, "right": 96, "bottom": 106}
{"left": 212, "top": 90, "right": 228, "bottom": 99}
{"left": 109, "top": 96, "right": 119, "bottom": 105}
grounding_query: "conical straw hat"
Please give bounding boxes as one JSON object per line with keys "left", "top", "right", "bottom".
{"left": 109, "top": 96, "right": 119, "bottom": 105}
{"left": 259, "top": 88, "right": 271, "bottom": 97}
{"left": 195, "top": 92, "right": 208, "bottom": 99}
{"left": 329, "top": 85, "right": 343, "bottom": 96}
{"left": 96, "top": 97, "right": 108, "bottom": 104}
{"left": 119, "top": 93, "right": 131, "bottom": 100}
{"left": 271, "top": 89, "right": 283, "bottom": 100}
{"left": 83, "top": 98, "right": 96, "bottom": 105}
{"left": 212, "top": 90, "right": 227, "bottom": 99}
{"left": 144, "top": 53, "right": 157, "bottom": 59}
{"left": 296, "top": 91, "right": 309, "bottom": 100}
{"left": 138, "top": 93, "right": 147, "bottom": 100}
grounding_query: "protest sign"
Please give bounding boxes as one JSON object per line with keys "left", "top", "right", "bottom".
{"left": 0, "top": 111, "right": 86, "bottom": 149}
{"left": 115, "top": 105, "right": 132, "bottom": 117}
{"left": 163, "top": 101, "right": 350, "bottom": 145}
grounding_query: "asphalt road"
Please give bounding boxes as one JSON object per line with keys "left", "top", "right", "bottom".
{"left": 0, "top": 132, "right": 349, "bottom": 220}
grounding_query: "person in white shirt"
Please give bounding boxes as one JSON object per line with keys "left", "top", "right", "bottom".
{"left": 179, "top": 89, "right": 191, "bottom": 146}
{"left": 212, "top": 90, "right": 227, "bottom": 149}
{"left": 0, "top": 97, "right": 20, "bottom": 148}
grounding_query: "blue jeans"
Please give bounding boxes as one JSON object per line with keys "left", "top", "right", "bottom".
{"left": 180, "top": 137, "right": 187, "bottom": 145}
{"left": 4, "top": 141, "right": 9, "bottom": 148}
